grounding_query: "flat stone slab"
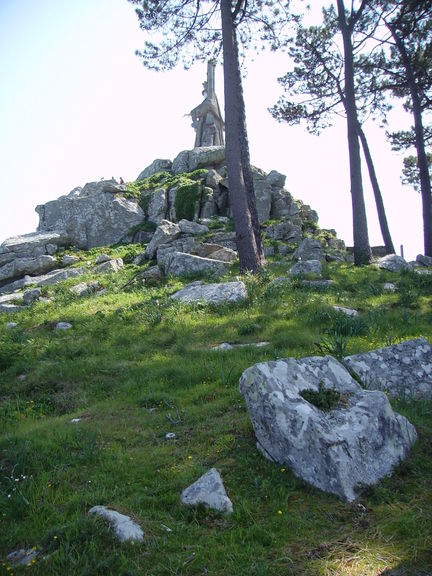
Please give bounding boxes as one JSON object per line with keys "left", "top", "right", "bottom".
{"left": 343, "top": 338, "right": 432, "bottom": 400}
{"left": 239, "top": 355, "right": 417, "bottom": 502}
{"left": 181, "top": 468, "right": 233, "bottom": 514}
{"left": 165, "top": 251, "right": 229, "bottom": 277}
{"left": 170, "top": 281, "right": 247, "bottom": 305}
{"left": 88, "top": 505, "right": 143, "bottom": 542}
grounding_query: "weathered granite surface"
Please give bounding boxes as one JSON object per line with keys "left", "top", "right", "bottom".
{"left": 293, "top": 238, "right": 324, "bottom": 262}
{"left": 170, "top": 281, "right": 247, "bottom": 305}
{"left": 145, "top": 220, "right": 181, "bottom": 260}
{"left": 36, "top": 180, "right": 144, "bottom": 248}
{"left": 343, "top": 338, "right": 432, "bottom": 400}
{"left": 239, "top": 355, "right": 417, "bottom": 502}
{"left": 165, "top": 251, "right": 229, "bottom": 277}
{"left": 376, "top": 254, "right": 412, "bottom": 272}
{"left": 290, "top": 259, "right": 322, "bottom": 276}
{"left": 181, "top": 468, "right": 233, "bottom": 514}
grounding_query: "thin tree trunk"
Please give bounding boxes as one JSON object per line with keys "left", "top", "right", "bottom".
{"left": 389, "top": 25, "right": 432, "bottom": 257}
{"left": 232, "top": 32, "right": 265, "bottom": 262}
{"left": 357, "top": 124, "right": 395, "bottom": 254}
{"left": 337, "top": 0, "right": 371, "bottom": 265}
{"left": 221, "top": 0, "right": 262, "bottom": 272}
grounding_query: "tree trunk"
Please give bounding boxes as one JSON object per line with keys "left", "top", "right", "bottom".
{"left": 389, "top": 25, "right": 432, "bottom": 257}
{"left": 357, "top": 124, "right": 395, "bottom": 254}
{"left": 221, "top": 0, "right": 262, "bottom": 272}
{"left": 337, "top": 0, "right": 372, "bottom": 265}
{"left": 232, "top": 32, "right": 265, "bottom": 263}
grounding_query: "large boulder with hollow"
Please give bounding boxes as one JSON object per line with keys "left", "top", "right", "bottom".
{"left": 239, "top": 355, "right": 417, "bottom": 502}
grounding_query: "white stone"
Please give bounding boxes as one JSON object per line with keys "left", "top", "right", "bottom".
{"left": 181, "top": 468, "right": 233, "bottom": 514}
{"left": 332, "top": 305, "right": 358, "bottom": 317}
{"left": 55, "top": 322, "right": 72, "bottom": 331}
{"left": 88, "top": 505, "right": 144, "bottom": 542}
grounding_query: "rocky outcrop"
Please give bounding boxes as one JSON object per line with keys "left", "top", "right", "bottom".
{"left": 172, "top": 146, "right": 226, "bottom": 174}
{"left": 36, "top": 180, "right": 144, "bottom": 249}
{"left": 239, "top": 355, "right": 417, "bottom": 502}
{"left": 343, "top": 338, "right": 432, "bottom": 400}
{"left": 137, "top": 159, "right": 172, "bottom": 180}
{"left": 0, "top": 231, "right": 68, "bottom": 265}
{"left": 145, "top": 220, "right": 181, "bottom": 260}
{"left": 0, "top": 255, "right": 57, "bottom": 282}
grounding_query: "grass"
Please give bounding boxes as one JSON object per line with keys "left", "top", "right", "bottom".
{"left": 1, "top": 250, "right": 432, "bottom": 575}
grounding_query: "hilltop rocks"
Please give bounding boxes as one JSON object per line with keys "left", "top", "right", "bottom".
{"left": 137, "top": 159, "right": 172, "bottom": 180}
{"left": 0, "top": 231, "right": 68, "bottom": 265}
{"left": 172, "top": 146, "right": 226, "bottom": 174}
{"left": 239, "top": 355, "right": 417, "bottom": 502}
{"left": 0, "top": 255, "right": 57, "bottom": 282}
{"left": 343, "top": 338, "right": 432, "bottom": 400}
{"left": 36, "top": 180, "right": 144, "bottom": 249}
{"left": 145, "top": 220, "right": 181, "bottom": 260}
{"left": 170, "top": 280, "right": 247, "bottom": 305}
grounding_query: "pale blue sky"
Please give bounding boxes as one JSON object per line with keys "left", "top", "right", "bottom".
{"left": 0, "top": 0, "right": 423, "bottom": 259}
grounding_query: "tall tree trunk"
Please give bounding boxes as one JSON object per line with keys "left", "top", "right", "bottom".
{"left": 221, "top": 0, "right": 262, "bottom": 272}
{"left": 337, "top": 0, "right": 372, "bottom": 265}
{"left": 389, "top": 25, "right": 432, "bottom": 257}
{"left": 357, "top": 124, "right": 395, "bottom": 254}
{"left": 232, "top": 31, "right": 265, "bottom": 263}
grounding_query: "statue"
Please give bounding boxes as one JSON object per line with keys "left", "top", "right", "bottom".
{"left": 190, "top": 60, "right": 225, "bottom": 147}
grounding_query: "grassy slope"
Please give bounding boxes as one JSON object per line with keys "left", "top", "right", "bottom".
{"left": 1, "top": 245, "right": 431, "bottom": 576}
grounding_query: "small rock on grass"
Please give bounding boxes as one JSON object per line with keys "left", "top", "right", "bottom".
{"left": 55, "top": 322, "right": 72, "bottom": 331}
{"left": 181, "top": 468, "right": 233, "bottom": 514}
{"left": 88, "top": 505, "right": 143, "bottom": 542}
{"left": 7, "top": 548, "right": 39, "bottom": 566}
